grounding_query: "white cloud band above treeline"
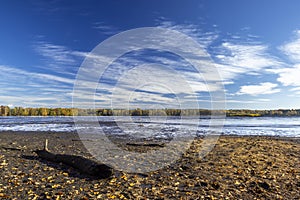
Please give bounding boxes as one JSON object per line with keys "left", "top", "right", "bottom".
{"left": 0, "top": 65, "right": 74, "bottom": 107}
{"left": 237, "top": 82, "right": 280, "bottom": 96}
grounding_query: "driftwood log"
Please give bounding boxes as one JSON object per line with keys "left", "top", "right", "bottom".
{"left": 35, "top": 139, "right": 113, "bottom": 179}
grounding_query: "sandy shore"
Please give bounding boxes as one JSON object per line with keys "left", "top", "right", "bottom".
{"left": 0, "top": 131, "right": 299, "bottom": 199}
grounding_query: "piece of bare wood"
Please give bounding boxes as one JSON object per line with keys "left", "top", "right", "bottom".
{"left": 44, "top": 139, "right": 48, "bottom": 151}
{"left": 1, "top": 146, "right": 23, "bottom": 151}
{"left": 35, "top": 140, "right": 113, "bottom": 179}
{"left": 126, "top": 143, "right": 165, "bottom": 147}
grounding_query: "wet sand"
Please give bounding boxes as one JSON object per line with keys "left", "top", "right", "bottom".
{"left": 0, "top": 131, "right": 299, "bottom": 199}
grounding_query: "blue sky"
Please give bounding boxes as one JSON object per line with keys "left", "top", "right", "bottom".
{"left": 1, "top": 0, "right": 300, "bottom": 109}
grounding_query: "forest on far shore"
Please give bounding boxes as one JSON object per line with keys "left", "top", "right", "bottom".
{"left": 1, "top": 105, "right": 300, "bottom": 117}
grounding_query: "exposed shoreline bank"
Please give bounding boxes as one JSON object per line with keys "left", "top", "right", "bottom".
{"left": 0, "top": 131, "right": 299, "bottom": 199}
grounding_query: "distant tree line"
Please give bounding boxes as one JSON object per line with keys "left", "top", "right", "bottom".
{"left": 225, "top": 109, "right": 300, "bottom": 117}
{"left": 0, "top": 106, "right": 78, "bottom": 116}
{"left": 96, "top": 108, "right": 213, "bottom": 116}
{"left": 96, "top": 108, "right": 300, "bottom": 117}
{"left": 1, "top": 105, "right": 300, "bottom": 117}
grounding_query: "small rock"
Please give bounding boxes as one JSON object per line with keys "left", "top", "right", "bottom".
{"left": 258, "top": 181, "right": 270, "bottom": 190}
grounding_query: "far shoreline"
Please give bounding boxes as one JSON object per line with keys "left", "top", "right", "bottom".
{"left": 2, "top": 105, "right": 300, "bottom": 117}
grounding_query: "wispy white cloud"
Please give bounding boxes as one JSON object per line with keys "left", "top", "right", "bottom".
{"left": 157, "top": 19, "right": 218, "bottom": 47}
{"left": 155, "top": 20, "right": 281, "bottom": 88}
{"left": 269, "top": 30, "right": 300, "bottom": 90}
{"left": 91, "top": 63, "right": 207, "bottom": 108}
{"left": 270, "top": 64, "right": 300, "bottom": 87}
{"left": 33, "top": 41, "right": 90, "bottom": 76}
{"left": 0, "top": 65, "right": 74, "bottom": 107}
{"left": 34, "top": 41, "right": 78, "bottom": 65}
{"left": 219, "top": 42, "right": 278, "bottom": 69}
{"left": 289, "top": 87, "right": 300, "bottom": 95}
{"left": 92, "top": 22, "right": 120, "bottom": 35}
{"left": 0, "top": 65, "right": 74, "bottom": 85}
{"left": 156, "top": 19, "right": 282, "bottom": 84}
{"left": 279, "top": 30, "right": 300, "bottom": 62}
{"left": 216, "top": 42, "right": 281, "bottom": 80}
{"left": 226, "top": 99, "right": 271, "bottom": 103}
{"left": 237, "top": 82, "right": 280, "bottom": 96}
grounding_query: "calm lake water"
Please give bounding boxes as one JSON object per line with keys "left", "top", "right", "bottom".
{"left": 0, "top": 116, "right": 300, "bottom": 137}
